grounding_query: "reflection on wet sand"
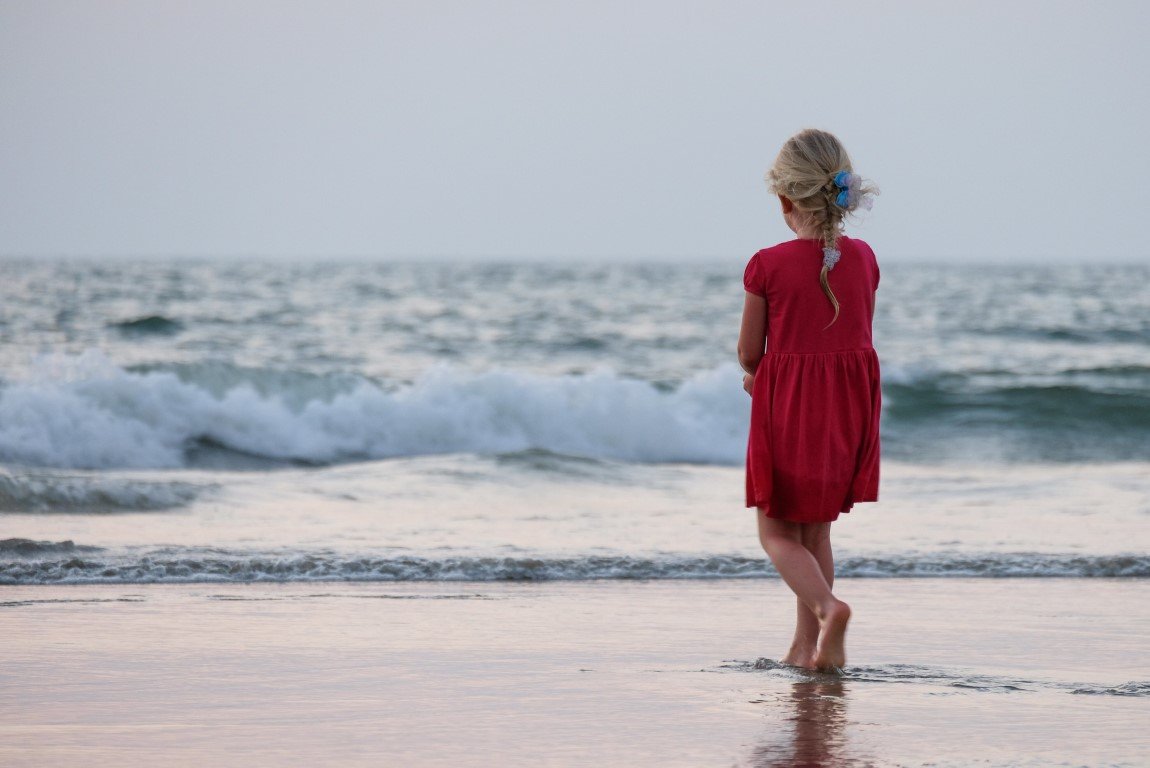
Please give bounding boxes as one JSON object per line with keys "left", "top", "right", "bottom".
{"left": 748, "top": 676, "right": 859, "bottom": 767}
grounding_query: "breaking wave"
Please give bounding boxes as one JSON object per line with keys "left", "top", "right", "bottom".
{"left": 0, "top": 350, "right": 748, "bottom": 470}
{"left": 2, "top": 350, "right": 1149, "bottom": 470}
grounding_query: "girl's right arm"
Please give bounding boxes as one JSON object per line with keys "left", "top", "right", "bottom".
{"left": 738, "top": 292, "right": 767, "bottom": 376}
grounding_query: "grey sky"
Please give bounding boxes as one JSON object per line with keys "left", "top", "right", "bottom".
{"left": 2, "top": 1, "right": 1147, "bottom": 262}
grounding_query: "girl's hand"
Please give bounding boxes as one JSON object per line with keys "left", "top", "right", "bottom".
{"left": 743, "top": 373, "right": 755, "bottom": 396}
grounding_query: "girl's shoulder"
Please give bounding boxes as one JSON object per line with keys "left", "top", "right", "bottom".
{"left": 840, "top": 235, "right": 881, "bottom": 287}
{"left": 744, "top": 239, "right": 814, "bottom": 296}
{"left": 841, "top": 235, "right": 877, "bottom": 257}
{"left": 757, "top": 238, "right": 814, "bottom": 259}
{"left": 747, "top": 238, "right": 813, "bottom": 271}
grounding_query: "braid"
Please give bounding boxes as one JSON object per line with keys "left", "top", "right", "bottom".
{"left": 818, "top": 265, "right": 840, "bottom": 328}
{"left": 812, "top": 191, "right": 842, "bottom": 328}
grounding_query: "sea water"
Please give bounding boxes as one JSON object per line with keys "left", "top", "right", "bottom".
{"left": 1, "top": 257, "right": 1148, "bottom": 584}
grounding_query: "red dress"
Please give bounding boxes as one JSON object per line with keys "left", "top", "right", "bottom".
{"left": 743, "top": 235, "right": 881, "bottom": 523}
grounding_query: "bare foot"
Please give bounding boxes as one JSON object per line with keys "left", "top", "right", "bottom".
{"left": 781, "top": 647, "right": 817, "bottom": 670}
{"left": 782, "top": 643, "right": 818, "bottom": 666}
{"left": 813, "top": 599, "right": 851, "bottom": 671}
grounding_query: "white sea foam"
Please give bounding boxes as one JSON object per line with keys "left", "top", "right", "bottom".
{"left": 0, "top": 350, "right": 750, "bottom": 470}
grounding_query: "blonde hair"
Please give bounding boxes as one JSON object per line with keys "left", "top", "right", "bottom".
{"left": 766, "top": 128, "right": 877, "bottom": 327}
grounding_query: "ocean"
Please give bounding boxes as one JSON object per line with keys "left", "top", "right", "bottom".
{"left": 2, "top": 257, "right": 1147, "bottom": 583}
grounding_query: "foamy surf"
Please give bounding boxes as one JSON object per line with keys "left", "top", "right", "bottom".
{"left": 2, "top": 547, "right": 1146, "bottom": 585}
{"left": 0, "top": 350, "right": 749, "bottom": 470}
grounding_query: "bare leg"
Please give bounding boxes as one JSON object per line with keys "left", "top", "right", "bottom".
{"left": 783, "top": 597, "right": 820, "bottom": 669}
{"left": 757, "top": 510, "right": 850, "bottom": 670}
{"left": 780, "top": 523, "right": 835, "bottom": 668}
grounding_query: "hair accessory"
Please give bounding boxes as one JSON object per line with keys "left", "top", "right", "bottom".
{"left": 822, "top": 246, "right": 841, "bottom": 271}
{"left": 832, "top": 171, "right": 856, "bottom": 207}
{"left": 831, "top": 170, "right": 874, "bottom": 211}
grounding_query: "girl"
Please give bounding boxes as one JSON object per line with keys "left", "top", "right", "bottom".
{"left": 738, "top": 128, "right": 881, "bottom": 672}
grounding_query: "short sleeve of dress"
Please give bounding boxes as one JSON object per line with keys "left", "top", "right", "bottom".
{"left": 860, "top": 240, "right": 879, "bottom": 289}
{"left": 743, "top": 251, "right": 767, "bottom": 297}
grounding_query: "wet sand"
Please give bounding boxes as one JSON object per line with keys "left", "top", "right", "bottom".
{"left": 2, "top": 578, "right": 1147, "bottom": 766}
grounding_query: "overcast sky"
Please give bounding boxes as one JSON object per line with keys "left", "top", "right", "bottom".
{"left": 2, "top": 1, "right": 1148, "bottom": 262}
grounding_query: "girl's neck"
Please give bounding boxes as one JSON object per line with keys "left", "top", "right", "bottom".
{"left": 784, "top": 209, "right": 823, "bottom": 241}
{"left": 790, "top": 224, "right": 844, "bottom": 243}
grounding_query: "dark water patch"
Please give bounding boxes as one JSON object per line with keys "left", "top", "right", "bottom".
{"left": 883, "top": 377, "right": 1150, "bottom": 462}
{"left": 962, "top": 325, "right": 1150, "bottom": 345}
{"left": 493, "top": 449, "right": 632, "bottom": 482}
{"left": 557, "top": 336, "right": 610, "bottom": 351}
{"left": 110, "top": 315, "right": 183, "bottom": 336}
{"left": 0, "top": 538, "right": 103, "bottom": 556}
{"left": 886, "top": 380, "right": 1150, "bottom": 430}
{"left": 0, "top": 596, "right": 146, "bottom": 608}
{"left": 0, "top": 472, "right": 204, "bottom": 513}
{"left": 351, "top": 282, "right": 398, "bottom": 299}
{"left": 184, "top": 437, "right": 316, "bottom": 471}
{"left": 1037, "top": 328, "right": 1150, "bottom": 344}
{"left": 203, "top": 592, "right": 491, "bottom": 601}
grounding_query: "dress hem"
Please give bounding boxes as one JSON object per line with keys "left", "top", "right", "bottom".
{"left": 745, "top": 494, "right": 879, "bottom": 524}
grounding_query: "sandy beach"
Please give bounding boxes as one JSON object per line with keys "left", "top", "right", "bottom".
{"left": 3, "top": 578, "right": 1147, "bottom": 767}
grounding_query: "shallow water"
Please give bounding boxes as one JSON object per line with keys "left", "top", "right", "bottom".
{"left": 2, "top": 579, "right": 1146, "bottom": 766}
{"left": 3, "top": 456, "right": 1148, "bottom": 585}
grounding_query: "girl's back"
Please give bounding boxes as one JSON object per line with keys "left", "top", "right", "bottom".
{"left": 744, "top": 235, "right": 879, "bottom": 355}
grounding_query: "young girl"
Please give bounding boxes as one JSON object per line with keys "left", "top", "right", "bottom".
{"left": 738, "top": 128, "right": 881, "bottom": 672}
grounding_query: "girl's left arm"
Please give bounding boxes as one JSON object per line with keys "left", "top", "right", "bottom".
{"left": 737, "top": 292, "right": 767, "bottom": 377}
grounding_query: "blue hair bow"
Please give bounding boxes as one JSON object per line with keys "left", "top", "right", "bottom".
{"left": 833, "top": 171, "right": 853, "bottom": 207}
